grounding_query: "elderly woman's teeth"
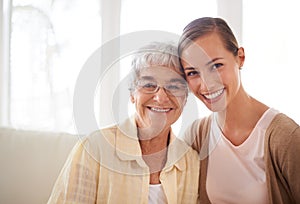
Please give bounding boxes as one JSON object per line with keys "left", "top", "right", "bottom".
{"left": 151, "top": 107, "right": 171, "bottom": 112}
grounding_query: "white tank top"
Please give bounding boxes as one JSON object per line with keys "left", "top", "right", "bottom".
{"left": 207, "top": 108, "right": 278, "bottom": 204}
{"left": 148, "top": 184, "right": 167, "bottom": 204}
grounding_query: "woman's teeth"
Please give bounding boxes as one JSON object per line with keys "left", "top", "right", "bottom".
{"left": 204, "top": 89, "right": 224, "bottom": 99}
{"left": 150, "top": 107, "right": 171, "bottom": 112}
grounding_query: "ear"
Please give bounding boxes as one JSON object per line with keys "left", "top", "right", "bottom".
{"left": 237, "top": 47, "right": 245, "bottom": 68}
{"left": 130, "top": 94, "right": 135, "bottom": 103}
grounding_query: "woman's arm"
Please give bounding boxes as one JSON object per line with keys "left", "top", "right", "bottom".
{"left": 47, "top": 138, "right": 100, "bottom": 204}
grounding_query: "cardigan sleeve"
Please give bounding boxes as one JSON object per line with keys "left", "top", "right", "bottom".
{"left": 183, "top": 119, "right": 202, "bottom": 152}
{"left": 183, "top": 116, "right": 212, "bottom": 155}
{"left": 267, "top": 113, "right": 300, "bottom": 203}
{"left": 281, "top": 124, "right": 300, "bottom": 202}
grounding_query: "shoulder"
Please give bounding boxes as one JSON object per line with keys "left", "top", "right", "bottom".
{"left": 168, "top": 138, "right": 200, "bottom": 171}
{"left": 266, "top": 113, "right": 300, "bottom": 154}
{"left": 266, "top": 113, "right": 299, "bottom": 143}
{"left": 175, "top": 137, "right": 198, "bottom": 157}
{"left": 184, "top": 119, "right": 201, "bottom": 139}
{"left": 184, "top": 144, "right": 200, "bottom": 162}
{"left": 269, "top": 113, "right": 299, "bottom": 130}
{"left": 183, "top": 115, "right": 212, "bottom": 149}
{"left": 192, "top": 115, "right": 213, "bottom": 134}
{"left": 85, "top": 123, "right": 118, "bottom": 143}
{"left": 74, "top": 124, "right": 119, "bottom": 161}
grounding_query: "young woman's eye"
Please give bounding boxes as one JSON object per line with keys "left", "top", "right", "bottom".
{"left": 211, "top": 63, "right": 223, "bottom": 70}
{"left": 185, "top": 70, "right": 199, "bottom": 77}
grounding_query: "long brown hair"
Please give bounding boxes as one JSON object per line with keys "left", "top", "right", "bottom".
{"left": 178, "top": 17, "right": 239, "bottom": 73}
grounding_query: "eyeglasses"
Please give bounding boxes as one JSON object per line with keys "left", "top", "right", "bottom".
{"left": 136, "top": 79, "right": 188, "bottom": 96}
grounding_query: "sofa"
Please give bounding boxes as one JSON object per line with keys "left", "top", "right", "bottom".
{"left": 0, "top": 127, "right": 78, "bottom": 204}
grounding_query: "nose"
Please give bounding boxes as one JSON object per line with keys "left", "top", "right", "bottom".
{"left": 199, "top": 71, "right": 219, "bottom": 92}
{"left": 153, "top": 87, "right": 170, "bottom": 103}
{"left": 194, "top": 75, "right": 208, "bottom": 93}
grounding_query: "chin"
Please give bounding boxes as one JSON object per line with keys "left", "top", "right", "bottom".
{"left": 205, "top": 102, "right": 227, "bottom": 113}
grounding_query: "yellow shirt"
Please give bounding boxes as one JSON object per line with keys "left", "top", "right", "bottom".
{"left": 47, "top": 117, "right": 199, "bottom": 204}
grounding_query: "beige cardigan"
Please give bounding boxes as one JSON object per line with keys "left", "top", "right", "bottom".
{"left": 185, "top": 113, "right": 300, "bottom": 204}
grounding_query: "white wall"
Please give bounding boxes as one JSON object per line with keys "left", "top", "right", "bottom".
{"left": 217, "top": 0, "right": 243, "bottom": 45}
{"left": 0, "top": 0, "right": 10, "bottom": 126}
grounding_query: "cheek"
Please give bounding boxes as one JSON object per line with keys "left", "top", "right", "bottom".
{"left": 134, "top": 93, "right": 148, "bottom": 104}
{"left": 187, "top": 79, "right": 200, "bottom": 93}
{"left": 175, "top": 97, "right": 187, "bottom": 109}
{"left": 223, "top": 66, "right": 240, "bottom": 84}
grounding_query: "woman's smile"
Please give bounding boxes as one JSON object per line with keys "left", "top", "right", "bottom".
{"left": 202, "top": 87, "right": 225, "bottom": 101}
{"left": 148, "top": 106, "right": 173, "bottom": 113}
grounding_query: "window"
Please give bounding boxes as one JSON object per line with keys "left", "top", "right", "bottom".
{"left": 7, "top": 0, "right": 101, "bottom": 133}
{"left": 1, "top": 0, "right": 218, "bottom": 135}
{"left": 4, "top": 0, "right": 298, "bottom": 135}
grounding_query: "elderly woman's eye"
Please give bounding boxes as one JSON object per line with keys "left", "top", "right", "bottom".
{"left": 166, "top": 84, "right": 180, "bottom": 90}
{"left": 186, "top": 70, "right": 199, "bottom": 77}
{"left": 143, "top": 83, "right": 156, "bottom": 88}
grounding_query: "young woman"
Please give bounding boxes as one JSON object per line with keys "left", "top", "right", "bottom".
{"left": 178, "top": 17, "right": 300, "bottom": 204}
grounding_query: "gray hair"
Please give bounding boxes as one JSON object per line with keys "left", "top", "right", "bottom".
{"left": 129, "top": 41, "right": 183, "bottom": 92}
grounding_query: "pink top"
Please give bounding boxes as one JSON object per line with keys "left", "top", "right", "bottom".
{"left": 207, "top": 108, "right": 279, "bottom": 204}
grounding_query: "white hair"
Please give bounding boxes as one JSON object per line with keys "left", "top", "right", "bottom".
{"left": 129, "top": 41, "right": 183, "bottom": 92}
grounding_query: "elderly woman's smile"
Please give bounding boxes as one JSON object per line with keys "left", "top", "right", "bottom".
{"left": 148, "top": 106, "right": 172, "bottom": 113}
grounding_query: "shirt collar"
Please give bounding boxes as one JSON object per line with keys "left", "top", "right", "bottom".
{"left": 115, "top": 115, "right": 189, "bottom": 171}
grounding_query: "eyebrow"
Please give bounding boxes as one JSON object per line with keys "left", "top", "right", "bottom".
{"left": 140, "top": 76, "right": 185, "bottom": 84}
{"left": 205, "top": 57, "right": 223, "bottom": 66}
{"left": 140, "top": 76, "right": 155, "bottom": 80}
{"left": 184, "top": 57, "right": 224, "bottom": 71}
{"left": 184, "top": 67, "right": 196, "bottom": 71}
{"left": 169, "top": 78, "right": 186, "bottom": 84}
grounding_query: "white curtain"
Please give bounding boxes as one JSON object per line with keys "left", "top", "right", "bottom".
{"left": 6, "top": 0, "right": 219, "bottom": 133}
{"left": 9, "top": 0, "right": 102, "bottom": 133}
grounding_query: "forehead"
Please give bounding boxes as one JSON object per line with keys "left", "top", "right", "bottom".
{"left": 139, "top": 66, "right": 184, "bottom": 82}
{"left": 181, "top": 33, "right": 225, "bottom": 67}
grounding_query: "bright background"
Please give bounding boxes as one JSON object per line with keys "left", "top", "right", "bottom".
{"left": 0, "top": 0, "right": 299, "bottom": 135}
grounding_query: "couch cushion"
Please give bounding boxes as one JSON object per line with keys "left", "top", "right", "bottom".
{"left": 0, "top": 127, "right": 78, "bottom": 204}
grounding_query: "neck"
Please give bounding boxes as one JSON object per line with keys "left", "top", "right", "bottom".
{"left": 216, "top": 87, "right": 269, "bottom": 145}
{"left": 218, "top": 87, "right": 267, "bottom": 124}
{"left": 139, "top": 128, "right": 170, "bottom": 155}
{"left": 139, "top": 129, "right": 170, "bottom": 176}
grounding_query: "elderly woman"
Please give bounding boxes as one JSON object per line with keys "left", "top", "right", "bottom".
{"left": 47, "top": 42, "right": 199, "bottom": 204}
